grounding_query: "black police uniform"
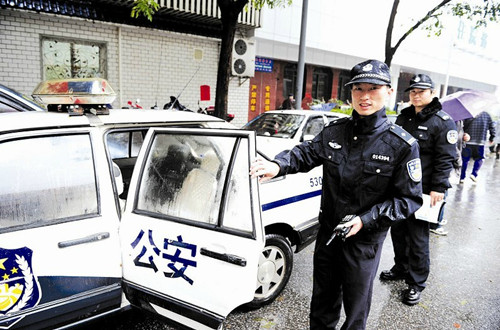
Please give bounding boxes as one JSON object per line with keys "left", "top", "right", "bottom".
{"left": 389, "top": 97, "right": 457, "bottom": 291}
{"left": 272, "top": 109, "right": 422, "bottom": 329}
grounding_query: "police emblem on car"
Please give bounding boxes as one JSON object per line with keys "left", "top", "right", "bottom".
{"left": 406, "top": 159, "right": 422, "bottom": 182}
{"left": 0, "top": 247, "right": 41, "bottom": 329}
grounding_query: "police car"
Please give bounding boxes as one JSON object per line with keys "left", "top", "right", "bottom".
{"left": 0, "top": 79, "right": 320, "bottom": 329}
{"left": 0, "top": 83, "right": 46, "bottom": 113}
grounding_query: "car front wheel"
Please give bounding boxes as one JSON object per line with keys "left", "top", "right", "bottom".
{"left": 246, "top": 234, "right": 293, "bottom": 309}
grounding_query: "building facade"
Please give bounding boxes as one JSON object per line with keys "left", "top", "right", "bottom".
{"left": 0, "top": 0, "right": 259, "bottom": 127}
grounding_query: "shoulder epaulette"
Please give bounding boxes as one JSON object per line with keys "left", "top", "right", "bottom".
{"left": 389, "top": 124, "right": 417, "bottom": 146}
{"left": 326, "top": 116, "right": 350, "bottom": 127}
{"left": 436, "top": 110, "right": 451, "bottom": 121}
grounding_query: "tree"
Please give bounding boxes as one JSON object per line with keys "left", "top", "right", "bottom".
{"left": 386, "top": 0, "right": 500, "bottom": 67}
{"left": 132, "top": 0, "right": 291, "bottom": 120}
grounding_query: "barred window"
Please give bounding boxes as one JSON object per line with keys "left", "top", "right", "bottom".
{"left": 41, "top": 37, "right": 107, "bottom": 80}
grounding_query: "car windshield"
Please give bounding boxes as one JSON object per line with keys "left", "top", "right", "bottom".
{"left": 243, "top": 113, "right": 305, "bottom": 139}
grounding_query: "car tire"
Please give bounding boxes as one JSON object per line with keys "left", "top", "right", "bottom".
{"left": 246, "top": 234, "right": 293, "bottom": 309}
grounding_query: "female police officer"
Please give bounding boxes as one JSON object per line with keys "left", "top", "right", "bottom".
{"left": 250, "top": 59, "right": 422, "bottom": 329}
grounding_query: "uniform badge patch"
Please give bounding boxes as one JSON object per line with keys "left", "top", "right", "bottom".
{"left": 328, "top": 142, "right": 342, "bottom": 149}
{"left": 406, "top": 159, "right": 422, "bottom": 182}
{"left": 0, "top": 247, "right": 42, "bottom": 329}
{"left": 447, "top": 130, "right": 458, "bottom": 144}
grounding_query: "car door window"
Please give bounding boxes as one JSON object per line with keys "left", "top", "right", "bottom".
{"left": 0, "top": 134, "right": 98, "bottom": 230}
{"left": 135, "top": 133, "right": 254, "bottom": 234}
{"left": 107, "top": 131, "right": 145, "bottom": 159}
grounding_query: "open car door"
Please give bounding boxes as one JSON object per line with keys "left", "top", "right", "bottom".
{"left": 120, "top": 128, "right": 264, "bottom": 330}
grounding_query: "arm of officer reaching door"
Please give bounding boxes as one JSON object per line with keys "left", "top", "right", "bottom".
{"left": 250, "top": 157, "right": 280, "bottom": 183}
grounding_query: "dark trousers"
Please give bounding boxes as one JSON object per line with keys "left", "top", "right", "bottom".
{"left": 460, "top": 145, "right": 485, "bottom": 179}
{"left": 310, "top": 227, "right": 387, "bottom": 330}
{"left": 390, "top": 215, "right": 430, "bottom": 290}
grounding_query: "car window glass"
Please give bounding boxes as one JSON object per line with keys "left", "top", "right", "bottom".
{"left": 0, "top": 134, "right": 98, "bottom": 230}
{"left": 137, "top": 134, "right": 234, "bottom": 226}
{"left": 243, "top": 114, "right": 304, "bottom": 139}
{"left": 303, "top": 117, "right": 325, "bottom": 137}
{"left": 0, "top": 101, "right": 18, "bottom": 112}
{"left": 108, "top": 132, "right": 129, "bottom": 159}
{"left": 108, "top": 131, "right": 145, "bottom": 160}
{"left": 222, "top": 138, "right": 253, "bottom": 233}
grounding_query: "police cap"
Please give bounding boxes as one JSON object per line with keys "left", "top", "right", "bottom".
{"left": 345, "top": 59, "right": 391, "bottom": 87}
{"left": 405, "top": 74, "right": 434, "bottom": 92}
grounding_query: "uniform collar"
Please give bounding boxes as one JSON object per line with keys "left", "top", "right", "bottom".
{"left": 352, "top": 108, "right": 388, "bottom": 133}
{"left": 401, "top": 97, "right": 442, "bottom": 120}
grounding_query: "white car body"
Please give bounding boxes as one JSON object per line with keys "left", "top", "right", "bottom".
{"left": 0, "top": 105, "right": 343, "bottom": 329}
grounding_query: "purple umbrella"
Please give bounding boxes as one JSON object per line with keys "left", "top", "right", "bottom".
{"left": 440, "top": 90, "right": 498, "bottom": 121}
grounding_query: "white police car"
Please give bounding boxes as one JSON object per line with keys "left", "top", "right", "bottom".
{"left": 0, "top": 79, "right": 321, "bottom": 329}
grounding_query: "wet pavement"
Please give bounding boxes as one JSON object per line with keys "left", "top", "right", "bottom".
{"left": 96, "top": 156, "right": 500, "bottom": 329}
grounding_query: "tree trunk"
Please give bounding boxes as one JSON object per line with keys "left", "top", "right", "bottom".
{"left": 214, "top": 0, "right": 248, "bottom": 120}
{"left": 384, "top": 0, "right": 399, "bottom": 67}
{"left": 385, "top": 0, "right": 451, "bottom": 67}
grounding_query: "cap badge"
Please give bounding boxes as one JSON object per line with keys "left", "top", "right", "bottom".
{"left": 362, "top": 64, "right": 373, "bottom": 72}
{"left": 414, "top": 76, "right": 421, "bottom": 82}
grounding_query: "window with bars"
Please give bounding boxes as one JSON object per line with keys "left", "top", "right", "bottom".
{"left": 41, "top": 37, "right": 107, "bottom": 80}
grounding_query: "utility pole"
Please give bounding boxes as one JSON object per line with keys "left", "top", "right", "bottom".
{"left": 295, "top": 0, "right": 309, "bottom": 109}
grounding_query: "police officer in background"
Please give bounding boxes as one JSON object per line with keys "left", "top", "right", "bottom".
{"left": 250, "top": 59, "right": 423, "bottom": 329}
{"left": 380, "top": 74, "right": 457, "bottom": 305}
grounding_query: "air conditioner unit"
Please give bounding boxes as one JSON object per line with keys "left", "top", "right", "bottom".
{"left": 231, "top": 37, "right": 255, "bottom": 78}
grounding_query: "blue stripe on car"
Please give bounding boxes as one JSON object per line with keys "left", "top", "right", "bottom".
{"left": 262, "top": 190, "right": 322, "bottom": 211}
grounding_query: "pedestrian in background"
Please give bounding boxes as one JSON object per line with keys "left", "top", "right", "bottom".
{"left": 250, "top": 59, "right": 422, "bottom": 329}
{"left": 488, "top": 119, "right": 499, "bottom": 160}
{"left": 280, "top": 93, "right": 296, "bottom": 109}
{"left": 380, "top": 74, "right": 457, "bottom": 303}
{"left": 460, "top": 111, "right": 496, "bottom": 182}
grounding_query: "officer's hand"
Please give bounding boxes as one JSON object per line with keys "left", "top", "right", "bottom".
{"left": 250, "top": 158, "right": 280, "bottom": 183}
{"left": 344, "top": 216, "right": 363, "bottom": 238}
{"left": 429, "top": 191, "right": 444, "bottom": 207}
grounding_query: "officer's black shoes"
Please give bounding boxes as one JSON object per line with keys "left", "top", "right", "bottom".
{"left": 379, "top": 269, "right": 407, "bottom": 281}
{"left": 403, "top": 287, "right": 422, "bottom": 306}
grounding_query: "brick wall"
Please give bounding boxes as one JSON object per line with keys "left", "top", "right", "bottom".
{"left": 0, "top": 9, "right": 249, "bottom": 127}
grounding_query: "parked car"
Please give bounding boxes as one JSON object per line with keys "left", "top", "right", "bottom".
{"left": 242, "top": 109, "right": 350, "bottom": 157}
{"left": 0, "top": 83, "right": 45, "bottom": 113}
{"left": 0, "top": 79, "right": 329, "bottom": 329}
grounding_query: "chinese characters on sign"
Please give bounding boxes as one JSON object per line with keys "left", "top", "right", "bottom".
{"left": 250, "top": 85, "right": 257, "bottom": 112}
{"left": 250, "top": 85, "right": 271, "bottom": 112}
{"left": 255, "top": 57, "right": 273, "bottom": 73}
{"left": 131, "top": 229, "right": 197, "bottom": 285}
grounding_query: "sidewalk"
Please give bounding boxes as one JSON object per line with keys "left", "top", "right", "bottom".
{"left": 372, "top": 156, "right": 500, "bottom": 329}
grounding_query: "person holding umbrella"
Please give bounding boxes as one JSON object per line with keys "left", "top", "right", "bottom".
{"left": 380, "top": 74, "right": 457, "bottom": 304}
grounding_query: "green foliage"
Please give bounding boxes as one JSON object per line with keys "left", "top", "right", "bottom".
{"left": 423, "top": 1, "right": 500, "bottom": 36}
{"left": 131, "top": 0, "right": 160, "bottom": 21}
{"left": 132, "top": 0, "right": 292, "bottom": 20}
{"left": 251, "top": 0, "right": 293, "bottom": 9}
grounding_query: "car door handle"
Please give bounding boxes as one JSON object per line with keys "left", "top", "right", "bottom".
{"left": 58, "top": 232, "right": 110, "bottom": 248}
{"left": 200, "top": 248, "right": 247, "bottom": 267}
